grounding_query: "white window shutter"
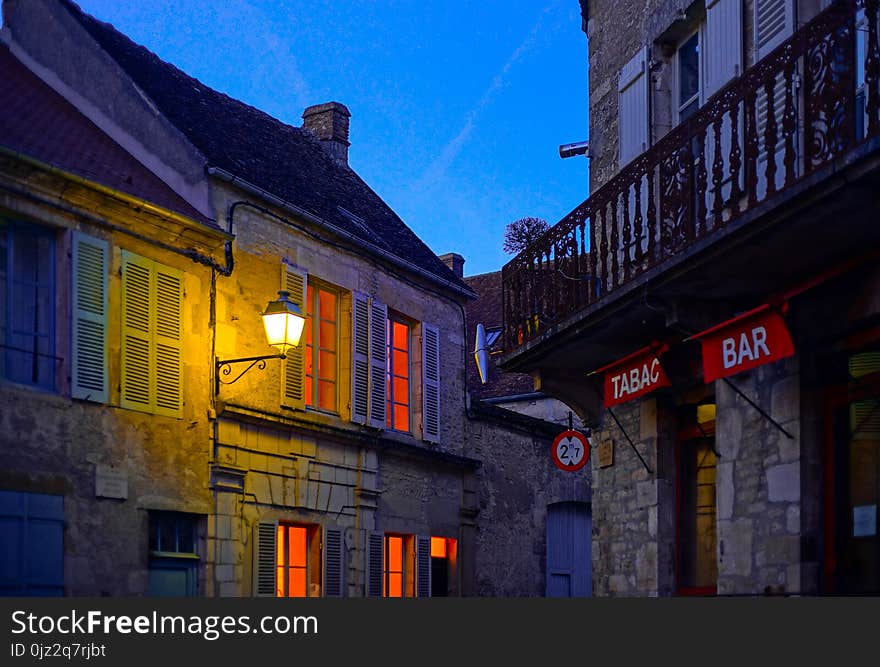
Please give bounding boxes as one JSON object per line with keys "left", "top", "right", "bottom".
{"left": 705, "top": 0, "right": 743, "bottom": 98}
{"left": 351, "top": 291, "right": 370, "bottom": 425}
{"left": 618, "top": 47, "right": 649, "bottom": 167}
{"left": 368, "top": 299, "right": 388, "bottom": 429}
{"left": 322, "top": 526, "right": 344, "bottom": 597}
{"left": 120, "top": 251, "right": 153, "bottom": 412}
{"left": 755, "top": 0, "right": 794, "bottom": 59}
{"left": 153, "top": 264, "right": 183, "bottom": 418}
{"left": 416, "top": 535, "right": 432, "bottom": 597}
{"left": 71, "top": 232, "right": 108, "bottom": 403}
{"left": 422, "top": 323, "right": 441, "bottom": 443}
{"left": 281, "top": 265, "right": 307, "bottom": 410}
{"left": 365, "top": 531, "right": 384, "bottom": 597}
{"left": 253, "top": 520, "right": 278, "bottom": 597}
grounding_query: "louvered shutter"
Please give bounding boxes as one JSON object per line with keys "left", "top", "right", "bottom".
{"left": 618, "top": 47, "right": 649, "bottom": 167}
{"left": 322, "top": 526, "right": 344, "bottom": 597}
{"left": 366, "top": 531, "right": 384, "bottom": 597}
{"left": 351, "top": 291, "right": 370, "bottom": 424}
{"left": 71, "top": 232, "right": 108, "bottom": 403}
{"left": 416, "top": 535, "right": 432, "bottom": 598}
{"left": 422, "top": 323, "right": 441, "bottom": 443}
{"left": 253, "top": 520, "right": 278, "bottom": 597}
{"left": 850, "top": 352, "right": 880, "bottom": 441}
{"left": 121, "top": 251, "right": 153, "bottom": 412}
{"left": 755, "top": 0, "right": 794, "bottom": 59}
{"left": 153, "top": 264, "right": 182, "bottom": 418}
{"left": 368, "top": 299, "right": 388, "bottom": 429}
{"left": 704, "top": 0, "right": 743, "bottom": 99}
{"left": 281, "top": 265, "right": 307, "bottom": 410}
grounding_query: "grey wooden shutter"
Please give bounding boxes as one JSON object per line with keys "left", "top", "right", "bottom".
{"left": 368, "top": 299, "right": 388, "bottom": 429}
{"left": 705, "top": 0, "right": 743, "bottom": 98}
{"left": 120, "top": 251, "right": 153, "bottom": 412}
{"left": 365, "top": 531, "right": 384, "bottom": 597}
{"left": 253, "top": 520, "right": 278, "bottom": 597}
{"left": 416, "top": 535, "right": 432, "bottom": 598}
{"left": 322, "top": 526, "right": 344, "bottom": 597}
{"left": 71, "top": 232, "right": 108, "bottom": 403}
{"left": 351, "top": 291, "right": 370, "bottom": 424}
{"left": 422, "top": 323, "right": 441, "bottom": 443}
{"left": 618, "top": 47, "right": 649, "bottom": 167}
{"left": 755, "top": 0, "right": 794, "bottom": 59}
{"left": 281, "top": 265, "right": 307, "bottom": 410}
{"left": 153, "top": 263, "right": 183, "bottom": 418}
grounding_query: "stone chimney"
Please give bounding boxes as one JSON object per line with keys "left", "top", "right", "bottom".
{"left": 439, "top": 253, "right": 465, "bottom": 279}
{"left": 302, "top": 102, "right": 351, "bottom": 167}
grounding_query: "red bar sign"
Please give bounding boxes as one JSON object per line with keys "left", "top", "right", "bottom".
{"left": 598, "top": 345, "right": 671, "bottom": 408}
{"left": 695, "top": 305, "right": 795, "bottom": 383}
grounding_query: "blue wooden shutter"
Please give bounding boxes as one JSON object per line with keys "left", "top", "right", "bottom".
{"left": 322, "top": 526, "right": 344, "bottom": 597}
{"left": 253, "top": 520, "right": 278, "bottom": 597}
{"left": 422, "top": 324, "right": 441, "bottom": 443}
{"left": 366, "top": 531, "right": 384, "bottom": 597}
{"left": 618, "top": 47, "right": 649, "bottom": 167}
{"left": 416, "top": 535, "right": 432, "bottom": 597}
{"left": 0, "top": 490, "right": 64, "bottom": 596}
{"left": 705, "top": 0, "right": 743, "bottom": 98}
{"left": 368, "top": 299, "right": 387, "bottom": 429}
{"left": 71, "top": 232, "right": 108, "bottom": 402}
{"left": 351, "top": 291, "right": 370, "bottom": 424}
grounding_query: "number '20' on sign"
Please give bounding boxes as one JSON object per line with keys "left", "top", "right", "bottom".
{"left": 551, "top": 430, "right": 591, "bottom": 471}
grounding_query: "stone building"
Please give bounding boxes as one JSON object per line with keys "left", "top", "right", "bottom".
{"left": 501, "top": 0, "right": 880, "bottom": 595}
{"left": 0, "top": 0, "right": 586, "bottom": 597}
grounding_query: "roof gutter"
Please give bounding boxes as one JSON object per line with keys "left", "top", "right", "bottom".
{"left": 206, "top": 166, "right": 477, "bottom": 300}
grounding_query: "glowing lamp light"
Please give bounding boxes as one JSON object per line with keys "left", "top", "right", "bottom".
{"left": 261, "top": 290, "right": 305, "bottom": 354}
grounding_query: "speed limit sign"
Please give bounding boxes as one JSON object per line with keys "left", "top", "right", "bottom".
{"left": 551, "top": 430, "right": 590, "bottom": 471}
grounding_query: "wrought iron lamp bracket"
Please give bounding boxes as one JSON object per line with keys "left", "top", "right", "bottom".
{"left": 215, "top": 354, "right": 286, "bottom": 394}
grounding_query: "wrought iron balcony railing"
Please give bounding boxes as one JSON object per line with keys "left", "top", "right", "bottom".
{"left": 502, "top": 0, "right": 879, "bottom": 352}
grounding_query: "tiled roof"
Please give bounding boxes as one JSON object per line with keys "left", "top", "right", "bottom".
{"left": 464, "top": 270, "right": 534, "bottom": 399}
{"left": 0, "top": 43, "right": 211, "bottom": 224}
{"left": 60, "top": 0, "right": 469, "bottom": 291}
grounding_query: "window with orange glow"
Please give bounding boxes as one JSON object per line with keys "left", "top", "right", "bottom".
{"left": 430, "top": 536, "right": 458, "bottom": 597}
{"left": 386, "top": 316, "right": 410, "bottom": 432}
{"left": 304, "top": 283, "right": 338, "bottom": 412}
{"left": 430, "top": 536, "right": 447, "bottom": 559}
{"left": 275, "top": 525, "right": 317, "bottom": 598}
{"left": 383, "top": 534, "right": 405, "bottom": 597}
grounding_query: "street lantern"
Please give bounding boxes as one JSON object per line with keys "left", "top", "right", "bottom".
{"left": 215, "top": 291, "right": 306, "bottom": 394}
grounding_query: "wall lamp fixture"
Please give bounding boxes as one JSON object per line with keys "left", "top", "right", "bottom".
{"left": 215, "top": 290, "right": 305, "bottom": 394}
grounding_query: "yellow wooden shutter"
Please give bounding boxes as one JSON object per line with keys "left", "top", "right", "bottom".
{"left": 281, "top": 264, "right": 307, "bottom": 410}
{"left": 71, "top": 232, "right": 108, "bottom": 403}
{"left": 121, "top": 251, "right": 153, "bottom": 412}
{"left": 153, "top": 263, "right": 183, "bottom": 418}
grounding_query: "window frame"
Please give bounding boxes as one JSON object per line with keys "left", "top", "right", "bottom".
{"left": 386, "top": 312, "right": 412, "bottom": 433}
{"left": 383, "top": 533, "right": 412, "bottom": 598}
{"left": 0, "top": 219, "right": 57, "bottom": 390}
{"left": 148, "top": 511, "right": 199, "bottom": 558}
{"left": 275, "top": 522, "right": 321, "bottom": 598}
{"left": 303, "top": 278, "right": 340, "bottom": 414}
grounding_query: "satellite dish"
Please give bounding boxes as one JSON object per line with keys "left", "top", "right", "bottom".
{"left": 474, "top": 323, "right": 490, "bottom": 384}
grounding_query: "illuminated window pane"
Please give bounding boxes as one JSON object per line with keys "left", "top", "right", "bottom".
{"left": 393, "top": 321, "right": 408, "bottom": 349}
{"left": 290, "top": 568, "right": 307, "bottom": 598}
{"left": 318, "top": 380, "right": 336, "bottom": 411}
{"left": 431, "top": 537, "right": 446, "bottom": 559}
{"left": 289, "top": 527, "right": 307, "bottom": 567}
{"left": 318, "top": 350, "right": 336, "bottom": 380}
{"left": 388, "top": 573, "right": 403, "bottom": 598}
{"left": 319, "top": 320, "right": 336, "bottom": 349}
{"left": 393, "top": 349, "right": 408, "bottom": 377}
{"left": 318, "top": 289, "right": 336, "bottom": 316}
{"left": 393, "top": 406, "right": 409, "bottom": 432}
{"left": 393, "top": 377, "right": 408, "bottom": 404}
{"left": 388, "top": 537, "right": 403, "bottom": 570}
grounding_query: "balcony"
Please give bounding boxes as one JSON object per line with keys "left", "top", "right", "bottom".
{"left": 502, "top": 0, "right": 880, "bottom": 373}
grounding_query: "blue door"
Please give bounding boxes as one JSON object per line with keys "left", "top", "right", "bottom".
{"left": 546, "top": 502, "right": 592, "bottom": 597}
{"left": 0, "top": 490, "right": 64, "bottom": 596}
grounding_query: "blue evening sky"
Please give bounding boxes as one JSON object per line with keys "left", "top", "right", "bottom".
{"left": 73, "top": 0, "right": 590, "bottom": 277}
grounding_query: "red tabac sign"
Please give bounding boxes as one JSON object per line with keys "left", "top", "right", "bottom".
{"left": 595, "top": 344, "right": 671, "bottom": 408}
{"left": 692, "top": 304, "right": 795, "bottom": 383}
